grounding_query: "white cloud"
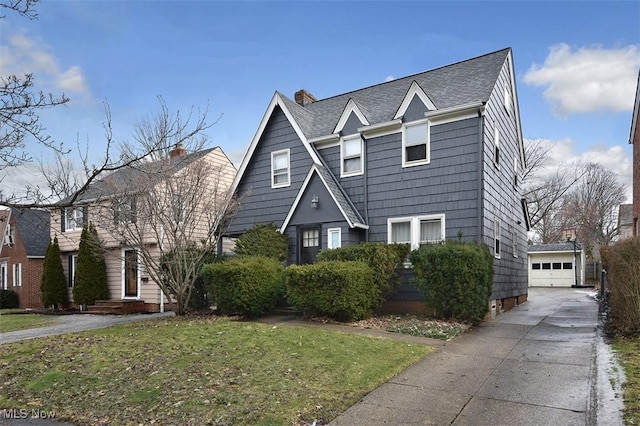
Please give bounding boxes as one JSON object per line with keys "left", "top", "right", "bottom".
{"left": 524, "top": 44, "right": 640, "bottom": 116}
{"left": 0, "top": 33, "right": 89, "bottom": 96}
{"left": 525, "top": 137, "right": 633, "bottom": 202}
{"left": 384, "top": 75, "right": 395, "bottom": 82}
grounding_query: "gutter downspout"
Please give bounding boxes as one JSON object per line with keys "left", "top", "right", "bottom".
{"left": 159, "top": 226, "right": 165, "bottom": 314}
{"left": 477, "top": 110, "right": 485, "bottom": 245}
{"left": 362, "top": 135, "right": 369, "bottom": 242}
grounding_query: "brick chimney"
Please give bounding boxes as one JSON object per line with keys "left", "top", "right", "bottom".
{"left": 169, "top": 143, "right": 187, "bottom": 159}
{"left": 295, "top": 89, "right": 316, "bottom": 106}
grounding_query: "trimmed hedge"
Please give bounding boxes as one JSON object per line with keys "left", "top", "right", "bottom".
{"left": 316, "top": 242, "right": 410, "bottom": 300}
{"left": 201, "top": 256, "right": 284, "bottom": 317}
{"left": 285, "top": 261, "right": 379, "bottom": 322}
{"left": 410, "top": 242, "right": 493, "bottom": 323}
{"left": 603, "top": 238, "right": 640, "bottom": 336}
{"left": 234, "top": 223, "right": 289, "bottom": 263}
{"left": 0, "top": 289, "right": 19, "bottom": 309}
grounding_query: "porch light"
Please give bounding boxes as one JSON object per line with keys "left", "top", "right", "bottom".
{"left": 311, "top": 195, "right": 319, "bottom": 209}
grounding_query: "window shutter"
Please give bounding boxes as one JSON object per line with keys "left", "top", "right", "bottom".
{"left": 61, "top": 209, "right": 66, "bottom": 232}
{"left": 82, "top": 206, "right": 89, "bottom": 225}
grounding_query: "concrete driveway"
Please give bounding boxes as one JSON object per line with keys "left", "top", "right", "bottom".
{"left": 330, "top": 287, "right": 622, "bottom": 426}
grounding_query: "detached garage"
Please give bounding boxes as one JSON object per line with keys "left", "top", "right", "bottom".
{"left": 528, "top": 243, "right": 585, "bottom": 287}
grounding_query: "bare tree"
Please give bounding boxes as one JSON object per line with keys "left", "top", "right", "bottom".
{"left": 522, "top": 139, "right": 584, "bottom": 243}
{"left": 102, "top": 152, "right": 238, "bottom": 315}
{"left": 561, "top": 163, "right": 627, "bottom": 259}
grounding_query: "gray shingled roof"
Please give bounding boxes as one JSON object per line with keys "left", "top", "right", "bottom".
{"left": 528, "top": 243, "right": 583, "bottom": 253}
{"left": 281, "top": 48, "right": 510, "bottom": 140}
{"left": 13, "top": 208, "right": 50, "bottom": 257}
{"left": 60, "top": 148, "right": 216, "bottom": 204}
{"left": 314, "top": 163, "right": 366, "bottom": 227}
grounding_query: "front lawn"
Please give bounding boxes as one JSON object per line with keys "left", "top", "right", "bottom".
{"left": 0, "top": 313, "right": 58, "bottom": 333}
{"left": 613, "top": 337, "right": 640, "bottom": 424}
{"left": 0, "top": 316, "right": 432, "bottom": 425}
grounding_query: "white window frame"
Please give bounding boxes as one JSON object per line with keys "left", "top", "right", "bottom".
{"left": 493, "top": 125, "right": 500, "bottom": 168}
{"left": 69, "top": 254, "right": 78, "bottom": 288}
{"left": 387, "top": 214, "right": 445, "bottom": 250}
{"left": 271, "top": 149, "right": 291, "bottom": 188}
{"left": 504, "top": 84, "right": 512, "bottom": 114}
{"left": 494, "top": 218, "right": 501, "bottom": 259}
{"left": 512, "top": 226, "right": 518, "bottom": 258}
{"left": 340, "top": 135, "right": 363, "bottom": 177}
{"left": 0, "top": 262, "right": 7, "bottom": 290}
{"left": 402, "top": 119, "right": 430, "bottom": 168}
{"left": 64, "top": 207, "right": 84, "bottom": 231}
{"left": 13, "top": 263, "right": 22, "bottom": 287}
{"left": 513, "top": 157, "right": 519, "bottom": 187}
{"left": 327, "top": 228, "right": 342, "bottom": 249}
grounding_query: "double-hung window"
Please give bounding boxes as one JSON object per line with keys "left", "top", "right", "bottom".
{"left": 64, "top": 207, "right": 85, "bottom": 231}
{"left": 115, "top": 197, "right": 137, "bottom": 225}
{"left": 494, "top": 218, "right": 501, "bottom": 259}
{"left": 388, "top": 214, "right": 445, "bottom": 250}
{"left": 271, "top": 149, "right": 290, "bottom": 188}
{"left": 340, "top": 135, "right": 363, "bottom": 177}
{"left": 402, "top": 120, "right": 430, "bottom": 167}
{"left": 493, "top": 126, "right": 501, "bottom": 168}
{"left": 68, "top": 254, "right": 78, "bottom": 288}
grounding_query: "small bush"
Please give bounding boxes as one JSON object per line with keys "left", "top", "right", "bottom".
{"left": 234, "top": 224, "right": 289, "bottom": 263}
{"left": 201, "top": 256, "right": 284, "bottom": 317}
{"left": 603, "top": 238, "right": 640, "bottom": 336}
{"left": 0, "top": 289, "right": 19, "bottom": 309}
{"left": 410, "top": 242, "right": 493, "bottom": 323}
{"left": 285, "top": 261, "right": 379, "bottom": 322}
{"left": 316, "top": 242, "right": 410, "bottom": 300}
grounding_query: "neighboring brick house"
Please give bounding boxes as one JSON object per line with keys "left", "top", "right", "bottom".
{"left": 630, "top": 71, "right": 640, "bottom": 237}
{"left": 0, "top": 208, "right": 50, "bottom": 309}
{"left": 52, "top": 146, "right": 236, "bottom": 312}
{"left": 618, "top": 204, "right": 634, "bottom": 240}
{"left": 227, "top": 48, "right": 530, "bottom": 314}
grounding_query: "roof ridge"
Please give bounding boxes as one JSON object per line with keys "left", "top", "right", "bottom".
{"left": 310, "top": 47, "right": 511, "bottom": 104}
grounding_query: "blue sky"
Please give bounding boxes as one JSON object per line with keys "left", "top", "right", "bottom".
{"left": 1, "top": 0, "right": 639, "bottom": 200}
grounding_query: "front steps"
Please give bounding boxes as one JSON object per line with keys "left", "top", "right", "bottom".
{"left": 87, "top": 300, "right": 147, "bottom": 314}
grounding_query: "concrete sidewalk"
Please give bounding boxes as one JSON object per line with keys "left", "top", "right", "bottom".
{"left": 330, "top": 288, "right": 618, "bottom": 426}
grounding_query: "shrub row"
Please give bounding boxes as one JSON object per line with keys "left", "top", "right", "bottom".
{"left": 603, "top": 238, "right": 640, "bottom": 336}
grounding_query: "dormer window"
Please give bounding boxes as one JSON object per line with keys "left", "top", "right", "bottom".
{"left": 271, "top": 149, "right": 290, "bottom": 188}
{"left": 340, "top": 135, "right": 363, "bottom": 177}
{"left": 504, "top": 84, "right": 512, "bottom": 114}
{"left": 402, "top": 120, "right": 430, "bottom": 167}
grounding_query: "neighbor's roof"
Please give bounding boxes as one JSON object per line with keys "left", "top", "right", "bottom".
{"left": 280, "top": 48, "right": 510, "bottom": 140}
{"left": 59, "top": 148, "right": 218, "bottom": 205}
{"left": 13, "top": 208, "right": 50, "bottom": 257}
{"left": 528, "top": 243, "right": 583, "bottom": 253}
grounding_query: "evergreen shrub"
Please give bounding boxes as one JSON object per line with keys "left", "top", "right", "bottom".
{"left": 285, "top": 260, "right": 379, "bottom": 322}
{"left": 41, "top": 237, "right": 68, "bottom": 309}
{"left": 73, "top": 224, "right": 109, "bottom": 307}
{"left": 0, "top": 289, "right": 19, "bottom": 309}
{"left": 201, "top": 256, "right": 284, "bottom": 317}
{"left": 410, "top": 242, "right": 493, "bottom": 323}
{"left": 234, "top": 223, "right": 289, "bottom": 263}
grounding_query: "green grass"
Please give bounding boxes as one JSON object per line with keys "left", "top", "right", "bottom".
{"left": 0, "top": 316, "right": 432, "bottom": 425}
{"left": 613, "top": 337, "right": 640, "bottom": 425}
{"left": 0, "top": 313, "right": 57, "bottom": 333}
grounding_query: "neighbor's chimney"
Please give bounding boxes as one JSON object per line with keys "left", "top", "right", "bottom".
{"left": 295, "top": 89, "right": 316, "bottom": 106}
{"left": 169, "top": 143, "right": 187, "bottom": 158}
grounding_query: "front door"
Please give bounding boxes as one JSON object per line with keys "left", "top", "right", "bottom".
{"left": 298, "top": 226, "right": 320, "bottom": 264}
{"left": 123, "top": 249, "right": 139, "bottom": 298}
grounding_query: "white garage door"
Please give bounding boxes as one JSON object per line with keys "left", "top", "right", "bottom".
{"left": 529, "top": 253, "right": 576, "bottom": 287}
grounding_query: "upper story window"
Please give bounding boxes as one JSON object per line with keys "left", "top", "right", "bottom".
{"left": 114, "top": 197, "right": 137, "bottom": 225}
{"left": 3, "top": 223, "right": 14, "bottom": 246}
{"left": 64, "top": 207, "right": 85, "bottom": 231}
{"left": 494, "top": 218, "right": 501, "bottom": 259}
{"left": 513, "top": 157, "right": 519, "bottom": 187}
{"left": 340, "top": 135, "right": 363, "bottom": 177}
{"left": 171, "top": 196, "right": 185, "bottom": 224}
{"left": 271, "top": 149, "right": 290, "bottom": 188}
{"left": 388, "top": 214, "right": 445, "bottom": 250}
{"left": 504, "top": 84, "right": 512, "bottom": 115}
{"left": 402, "top": 120, "right": 430, "bottom": 167}
{"left": 493, "top": 126, "right": 501, "bottom": 168}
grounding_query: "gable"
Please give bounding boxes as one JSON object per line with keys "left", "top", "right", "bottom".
{"left": 394, "top": 81, "right": 437, "bottom": 121}
{"left": 333, "top": 98, "right": 370, "bottom": 135}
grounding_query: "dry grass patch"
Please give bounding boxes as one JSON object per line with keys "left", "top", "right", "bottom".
{"left": 613, "top": 337, "right": 640, "bottom": 424}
